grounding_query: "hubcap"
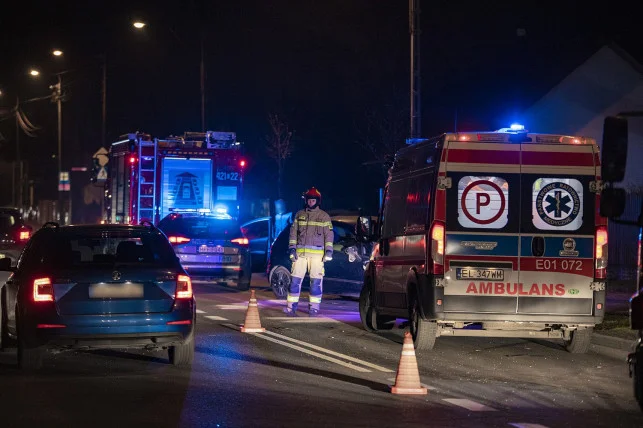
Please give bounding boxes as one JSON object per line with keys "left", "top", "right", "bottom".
{"left": 272, "top": 270, "right": 290, "bottom": 297}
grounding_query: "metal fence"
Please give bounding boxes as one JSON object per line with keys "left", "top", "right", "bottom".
{"left": 608, "top": 193, "right": 642, "bottom": 281}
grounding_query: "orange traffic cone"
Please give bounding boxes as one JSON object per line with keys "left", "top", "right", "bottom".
{"left": 390, "top": 331, "right": 427, "bottom": 395}
{"left": 240, "top": 289, "right": 266, "bottom": 333}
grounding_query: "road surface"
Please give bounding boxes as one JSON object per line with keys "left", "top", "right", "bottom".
{"left": 0, "top": 279, "right": 641, "bottom": 427}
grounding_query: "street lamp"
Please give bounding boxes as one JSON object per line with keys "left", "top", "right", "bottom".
{"left": 29, "top": 69, "right": 40, "bottom": 77}
{"left": 52, "top": 50, "right": 63, "bottom": 57}
{"left": 132, "top": 21, "right": 146, "bottom": 29}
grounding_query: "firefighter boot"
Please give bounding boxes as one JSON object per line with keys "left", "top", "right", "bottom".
{"left": 283, "top": 302, "right": 298, "bottom": 317}
{"left": 308, "top": 308, "right": 319, "bottom": 317}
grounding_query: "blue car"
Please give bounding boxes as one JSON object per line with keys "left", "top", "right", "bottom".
{"left": 0, "top": 223, "right": 195, "bottom": 370}
{"left": 158, "top": 212, "right": 252, "bottom": 290}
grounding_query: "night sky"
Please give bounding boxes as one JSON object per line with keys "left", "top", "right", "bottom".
{"left": 1, "top": 0, "right": 641, "bottom": 214}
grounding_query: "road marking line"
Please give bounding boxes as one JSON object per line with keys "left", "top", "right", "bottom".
{"left": 264, "top": 330, "right": 394, "bottom": 373}
{"left": 443, "top": 399, "right": 497, "bottom": 412}
{"left": 265, "top": 317, "right": 339, "bottom": 323}
{"left": 387, "top": 378, "right": 435, "bottom": 390}
{"left": 196, "top": 309, "right": 206, "bottom": 314}
{"left": 250, "top": 332, "right": 372, "bottom": 373}
{"left": 216, "top": 304, "right": 248, "bottom": 310}
{"left": 205, "top": 315, "right": 228, "bottom": 321}
{"left": 509, "top": 424, "right": 550, "bottom": 428}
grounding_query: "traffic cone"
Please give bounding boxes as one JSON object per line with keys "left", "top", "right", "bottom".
{"left": 390, "top": 331, "right": 427, "bottom": 395}
{"left": 240, "top": 289, "right": 266, "bottom": 333}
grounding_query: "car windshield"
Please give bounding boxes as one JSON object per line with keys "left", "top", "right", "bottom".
{"left": 42, "top": 229, "right": 177, "bottom": 268}
{"left": 158, "top": 216, "right": 242, "bottom": 240}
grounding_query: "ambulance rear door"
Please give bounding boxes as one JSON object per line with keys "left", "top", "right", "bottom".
{"left": 442, "top": 140, "right": 521, "bottom": 314}
{"left": 518, "top": 141, "right": 598, "bottom": 315}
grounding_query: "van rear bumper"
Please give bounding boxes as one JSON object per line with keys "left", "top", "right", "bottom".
{"left": 417, "top": 274, "right": 605, "bottom": 326}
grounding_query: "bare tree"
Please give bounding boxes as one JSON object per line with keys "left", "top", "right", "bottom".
{"left": 266, "top": 113, "right": 294, "bottom": 199}
{"left": 354, "top": 100, "right": 408, "bottom": 173}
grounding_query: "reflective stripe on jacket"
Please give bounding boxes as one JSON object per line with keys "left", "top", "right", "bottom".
{"left": 288, "top": 207, "right": 333, "bottom": 256}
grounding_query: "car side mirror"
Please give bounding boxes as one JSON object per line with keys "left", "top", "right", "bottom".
{"left": 600, "top": 187, "right": 626, "bottom": 219}
{"left": 356, "top": 216, "right": 372, "bottom": 241}
{"left": 601, "top": 116, "right": 628, "bottom": 183}
{"left": 0, "top": 257, "right": 14, "bottom": 271}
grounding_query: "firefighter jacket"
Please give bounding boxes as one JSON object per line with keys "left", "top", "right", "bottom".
{"left": 288, "top": 207, "right": 334, "bottom": 257}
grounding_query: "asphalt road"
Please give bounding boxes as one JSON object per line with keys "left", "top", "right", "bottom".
{"left": 1, "top": 279, "right": 642, "bottom": 428}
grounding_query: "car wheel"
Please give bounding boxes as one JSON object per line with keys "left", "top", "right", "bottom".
{"left": 634, "top": 348, "right": 643, "bottom": 412}
{"left": 563, "top": 328, "right": 593, "bottom": 354}
{"left": 269, "top": 266, "right": 291, "bottom": 300}
{"left": 0, "top": 287, "right": 9, "bottom": 350}
{"left": 17, "top": 314, "right": 43, "bottom": 370}
{"left": 359, "top": 282, "right": 395, "bottom": 332}
{"left": 359, "top": 284, "right": 375, "bottom": 332}
{"left": 169, "top": 334, "right": 195, "bottom": 367}
{"left": 237, "top": 271, "right": 252, "bottom": 291}
{"left": 409, "top": 293, "right": 437, "bottom": 351}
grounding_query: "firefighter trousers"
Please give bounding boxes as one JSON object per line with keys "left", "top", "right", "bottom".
{"left": 287, "top": 256, "right": 324, "bottom": 311}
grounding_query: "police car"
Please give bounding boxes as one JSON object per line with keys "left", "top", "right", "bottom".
{"left": 359, "top": 125, "right": 606, "bottom": 353}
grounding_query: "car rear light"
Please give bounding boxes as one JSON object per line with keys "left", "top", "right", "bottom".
{"left": 37, "top": 324, "right": 66, "bottom": 329}
{"left": 595, "top": 226, "right": 608, "bottom": 279}
{"left": 176, "top": 274, "right": 193, "bottom": 299}
{"left": 19, "top": 230, "right": 31, "bottom": 241}
{"left": 168, "top": 236, "right": 191, "bottom": 245}
{"left": 231, "top": 237, "right": 249, "bottom": 246}
{"left": 166, "top": 319, "right": 192, "bottom": 325}
{"left": 430, "top": 221, "right": 445, "bottom": 275}
{"left": 33, "top": 277, "right": 54, "bottom": 302}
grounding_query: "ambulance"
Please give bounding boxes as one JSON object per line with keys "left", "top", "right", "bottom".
{"left": 359, "top": 125, "right": 606, "bottom": 353}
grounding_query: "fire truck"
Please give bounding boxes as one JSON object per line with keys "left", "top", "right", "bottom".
{"left": 105, "top": 131, "right": 245, "bottom": 225}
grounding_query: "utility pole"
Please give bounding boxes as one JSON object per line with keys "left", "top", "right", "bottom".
{"left": 102, "top": 54, "right": 107, "bottom": 148}
{"left": 200, "top": 31, "right": 206, "bottom": 132}
{"left": 15, "top": 97, "right": 21, "bottom": 208}
{"left": 409, "top": 0, "right": 421, "bottom": 139}
{"left": 51, "top": 75, "right": 63, "bottom": 222}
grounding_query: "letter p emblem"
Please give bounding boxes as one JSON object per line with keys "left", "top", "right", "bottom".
{"left": 476, "top": 192, "right": 490, "bottom": 215}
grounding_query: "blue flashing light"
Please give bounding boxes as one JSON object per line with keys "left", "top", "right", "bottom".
{"left": 510, "top": 123, "right": 525, "bottom": 131}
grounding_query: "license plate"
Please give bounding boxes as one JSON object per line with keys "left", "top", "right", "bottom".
{"left": 213, "top": 255, "right": 234, "bottom": 263}
{"left": 456, "top": 268, "right": 504, "bottom": 281}
{"left": 89, "top": 283, "right": 144, "bottom": 299}
{"left": 199, "top": 245, "right": 224, "bottom": 254}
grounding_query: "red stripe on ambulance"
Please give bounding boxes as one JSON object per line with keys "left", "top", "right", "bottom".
{"left": 521, "top": 151, "right": 594, "bottom": 167}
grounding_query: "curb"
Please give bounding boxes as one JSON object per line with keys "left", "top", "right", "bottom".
{"left": 592, "top": 333, "right": 635, "bottom": 351}
{"left": 590, "top": 333, "right": 635, "bottom": 361}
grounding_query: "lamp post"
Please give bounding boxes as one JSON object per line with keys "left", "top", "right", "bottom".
{"left": 50, "top": 74, "right": 64, "bottom": 222}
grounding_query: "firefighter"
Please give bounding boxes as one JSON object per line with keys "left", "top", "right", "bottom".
{"left": 284, "top": 187, "right": 333, "bottom": 317}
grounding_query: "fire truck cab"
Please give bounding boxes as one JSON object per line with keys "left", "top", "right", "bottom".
{"left": 360, "top": 125, "right": 606, "bottom": 353}
{"left": 106, "top": 131, "right": 245, "bottom": 225}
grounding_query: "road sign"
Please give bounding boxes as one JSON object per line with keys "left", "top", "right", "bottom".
{"left": 93, "top": 147, "right": 109, "bottom": 167}
{"left": 96, "top": 166, "right": 108, "bottom": 182}
{"left": 458, "top": 177, "right": 508, "bottom": 229}
{"left": 58, "top": 171, "right": 70, "bottom": 192}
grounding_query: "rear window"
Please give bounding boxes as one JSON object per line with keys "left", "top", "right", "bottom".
{"left": 33, "top": 229, "right": 177, "bottom": 268}
{"left": 158, "top": 216, "right": 242, "bottom": 239}
{"left": 0, "top": 212, "right": 18, "bottom": 233}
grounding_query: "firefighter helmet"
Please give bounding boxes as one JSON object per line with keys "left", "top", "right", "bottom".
{"left": 303, "top": 187, "right": 322, "bottom": 208}
{"left": 303, "top": 187, "right": 321, "bottom": 200}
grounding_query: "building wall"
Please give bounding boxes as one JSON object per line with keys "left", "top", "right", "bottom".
{"left": 523, "top": 45, "right": 643, "bottom": 188}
